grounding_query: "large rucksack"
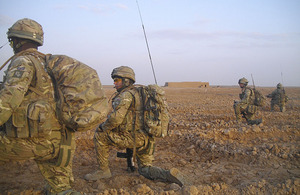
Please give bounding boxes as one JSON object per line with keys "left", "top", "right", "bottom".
{"left": 29, "top": 53, "right": 108, "bottom": 132}
{"left": 133, "top": 84, "right": 170, "bottom": 138}
{"left": 252, "top": 88, "right": 266, "bottom": 107}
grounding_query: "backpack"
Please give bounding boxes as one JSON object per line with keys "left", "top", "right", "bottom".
{"left": 252, "top": 88, "right": 266, "bottom": 107}
{"left": 133, "top": 84, "right": 170, "bottom": 138}
{"left": 29, "top": 53, "right": 108, "bottom": 132}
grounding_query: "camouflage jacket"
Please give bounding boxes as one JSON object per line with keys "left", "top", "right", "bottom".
{"left": 238, "top": 87, "right": 255, "bottom": 105}
{"left": 0, "top": 48, "right": 61, "bottom": 137}
{"left": 101, "top": 86, "right": 144, "bottom": 133}
{"left": 267, "top": 89, "right": 288, "bottom": 103}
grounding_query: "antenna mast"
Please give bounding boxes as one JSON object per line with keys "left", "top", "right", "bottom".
{"left": 136, "top": 0, "right": 158, "bottom": 85}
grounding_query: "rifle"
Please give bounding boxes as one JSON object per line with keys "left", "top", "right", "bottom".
{"left": 117, "top": 148, "right": 136, "bottom": 172}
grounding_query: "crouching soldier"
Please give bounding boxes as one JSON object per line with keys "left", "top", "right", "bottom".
{"left": 84, "top": 66, "right": 186, "bottom": 187}
{"left": 0, "top": 18, "right": 81, "bottom": 194}
{"left": 233, "top": 77, "right": 262, "bottom": 125}
{"left": 266, "top": 83, "right": 288, "bottom": 112}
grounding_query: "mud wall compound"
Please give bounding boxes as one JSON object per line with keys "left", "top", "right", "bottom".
{"left": 165, "top": 82, "right": 209, "bottom": 88}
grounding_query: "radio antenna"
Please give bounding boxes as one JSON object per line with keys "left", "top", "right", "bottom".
{"left": 0, "top": 41, "right": 8, "bottom": 50}
{"left": 136, "top": 0, "right": 158, "bottom": 85}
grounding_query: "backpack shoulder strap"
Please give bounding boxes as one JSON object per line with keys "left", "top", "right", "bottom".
{"left": 26, "top": 54, "right": 47, "bottom": 96}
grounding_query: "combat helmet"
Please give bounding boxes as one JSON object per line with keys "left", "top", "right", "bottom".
{"left": 7, "top": 18, "right": 44, "bottom": 46}
{"left": 277, "top": 83, "right": 282, "bottom": 89}
{"left": 111, "top": 66, "right": 135, "bottom": 83}
{"left": 238, "top": 77, "right": 248, "bottom": 85}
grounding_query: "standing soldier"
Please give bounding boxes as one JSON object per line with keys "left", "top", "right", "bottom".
{"left": 84, "top": 66, "right": 186, "bottom": 187}
{"left": 0, "top": 18, "right": 81, "bottom": 194}
{"left": 266, "top": 83, "right": 288, "bottom": 112}
{"left": 233, "top": 77, "right": 262, "bottom": 125}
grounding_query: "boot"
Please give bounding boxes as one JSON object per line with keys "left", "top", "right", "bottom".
{"left": 84, "top": 168, "right": 112, "bottom": 181}
{"left": 166, "top": 168, "right": 186, "bottom": 187}
{"left": 247, "top": 118, "right": 262, "bottom": 125}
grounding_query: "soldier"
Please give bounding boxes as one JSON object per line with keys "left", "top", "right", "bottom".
{"left": 266, "top": 83, "right": 288, "bottom": 112}
{"left": 84, "top": 66, "right": 186, "bottom": 186}
{"left": 0, "top": 18, "right": 81, "bottom": 194}
{"left": 233, "top": 77, "right": 262, "bottom": 125}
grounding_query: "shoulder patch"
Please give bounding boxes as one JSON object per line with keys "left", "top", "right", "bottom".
{"left": 12, "top": 70, "right": 24, "bottom": 78}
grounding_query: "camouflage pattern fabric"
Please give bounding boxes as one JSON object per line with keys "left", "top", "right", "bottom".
{"left": 0, "top": 48, "right": 75, "bottom": 193}
{"left": 233, "top": 87, "right": 257, "bottom": 122}
{"left": 45, "top": 54, "right": 108, "bottom": 132}
{"left": 94, "top": 86, "right": 174, "bottom": 181}
{"left": 267, "top": 88, "right": 288, "bottom": 112}
{"left": 0, "top": 130, "right": 75, "bottom": 193}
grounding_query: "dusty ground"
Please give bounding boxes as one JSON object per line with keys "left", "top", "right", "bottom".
{"left": 0, "top": 86, "right": 299, "bottom": 195}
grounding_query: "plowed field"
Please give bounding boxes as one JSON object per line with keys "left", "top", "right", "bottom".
{"left": 1, "top": 86, "right": 299, "bottom": 195}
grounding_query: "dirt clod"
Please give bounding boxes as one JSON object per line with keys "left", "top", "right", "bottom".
{"left": 0, "top": 87, "right": 299, "bottom": 194}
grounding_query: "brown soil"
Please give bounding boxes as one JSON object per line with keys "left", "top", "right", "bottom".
{"left": 0, "top": 87, "right": 299, "bottom": 195}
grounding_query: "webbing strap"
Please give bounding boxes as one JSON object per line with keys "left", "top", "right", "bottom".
{"left": 127, "top": 88, "right": 138, "bottom": 165}
{"left": 56, "top": 128, "right": 74, "bottom": 167}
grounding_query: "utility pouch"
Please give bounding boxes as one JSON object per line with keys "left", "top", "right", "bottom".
{"left": 56, "top": 128, "right": 75, "bottom": 167}
{"left": 6, "top": 106, "right": 30, "bottom": 138}
{"left": 138, "top": 136, "right": 155, "bottom": 156}
{"left": 28, "top": 100, "right": 57, "bottom": 137}
{"left": 247, "top": 105, "right": 257, "bottom": 114}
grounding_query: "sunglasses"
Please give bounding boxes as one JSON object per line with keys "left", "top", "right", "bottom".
{"left": 113, "top": 78, "right": 122, "bottom": 82}
{"left": 9, "top": 38, "right": 14, "bottom": 48}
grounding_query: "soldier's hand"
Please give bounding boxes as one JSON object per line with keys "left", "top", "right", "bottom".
{"left": 98, "top": 124, "right": 104, "bottom": 132}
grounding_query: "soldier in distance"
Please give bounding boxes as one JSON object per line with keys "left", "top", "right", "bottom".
{"left": 266, "top": 83, "right": 288, "bottom": 112}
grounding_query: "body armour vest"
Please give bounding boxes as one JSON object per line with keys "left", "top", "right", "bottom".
{"left": 5, "top": 49, "right": 61, "bottom": 138}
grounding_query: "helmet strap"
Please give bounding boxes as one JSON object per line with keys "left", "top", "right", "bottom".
{"left": 13, "top": 39, "right": 38, "bottom": 54}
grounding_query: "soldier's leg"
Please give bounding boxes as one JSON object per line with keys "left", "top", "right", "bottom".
{"left": 36, "top": 160, "right": 74, "bottom": 194}
{"left": 38, "top": 131, "right": 78, "bottom": 194}
{"left": 85, "top": 129, "right": 147, "bottom": 181}
{"left": 270, "top": 101, "right": 275, "bottom": 111}
{"left": 0, "top": 131, "right": 77, "bottom": 193}
{"left": 233, "top": 103, "right": 242, "bottom": 122}
{"left": 245, "top": 106, "right": 262, "bottom": 125}
{"left": 94, "top": 129, "right": 111, "bottom": 170}
{"left": 280, "top": 102, "right": 286, "bottom": 112}
{"left": 137, "top": 138, "right": 186, "bottom": 187}
{"left": 0, "top": 131, "right": 59, "bottom": 162}
{"left": 84, "top": 129, "right": 112, "bottom": 181}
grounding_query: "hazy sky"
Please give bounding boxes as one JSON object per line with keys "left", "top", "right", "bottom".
{"left": 1, "top": 0, "right": 300, "bottom": 87}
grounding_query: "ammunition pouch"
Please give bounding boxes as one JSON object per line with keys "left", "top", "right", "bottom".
{"left": 5, "top": 100, "right": 59, "bottom": 138}
{"left": 247, "top": 104, "right": 257, "bottom": 114}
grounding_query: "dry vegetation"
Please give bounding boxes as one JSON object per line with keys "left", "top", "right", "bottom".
{"left": 0, "top": 86, "right": 299, "bottom": 195}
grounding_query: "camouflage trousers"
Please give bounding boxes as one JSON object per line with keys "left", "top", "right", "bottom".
{"left": 94, "top": 128, "right": 154, "bottom": 169}
{"left": 94, "top": 128, "right": 174, "bottom": 181}
{"left": 233, "top": 103, "right": 257, "bottom": 122}
{"left": 0, "top": 130, "right": 75, "bottom": 193}
{"left": 271, "top": 101, "right": 286, "bottom": 112}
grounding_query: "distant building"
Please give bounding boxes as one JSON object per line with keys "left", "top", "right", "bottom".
{"left": 164, "top": 82, "right": 209, "bottom": 88}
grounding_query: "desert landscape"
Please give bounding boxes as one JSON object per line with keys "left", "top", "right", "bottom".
{"left": 0, "top": 86, "right": 299, "bottom": 195}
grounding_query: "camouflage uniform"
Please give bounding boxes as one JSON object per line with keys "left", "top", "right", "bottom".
{"left": 267, "top": 83, "right": 288, "bottom": 112}
{"left": 233, "top": 77, "right": 262, "bottom": 125}
{"left": 85, "top": 66, "right": 185, "bottom": 186}
{"left": 0, "top": 18, "right": 78, "bottom": 194}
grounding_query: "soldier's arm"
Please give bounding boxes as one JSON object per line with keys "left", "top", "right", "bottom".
{"left": 0, "top": 56, "right": 34, "bottom": 125}
{"left": 101, "top": 91, "right": 133, "bottom": 131}
{"left": 239, "top": 88, "right": 251, "bottom": 104}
